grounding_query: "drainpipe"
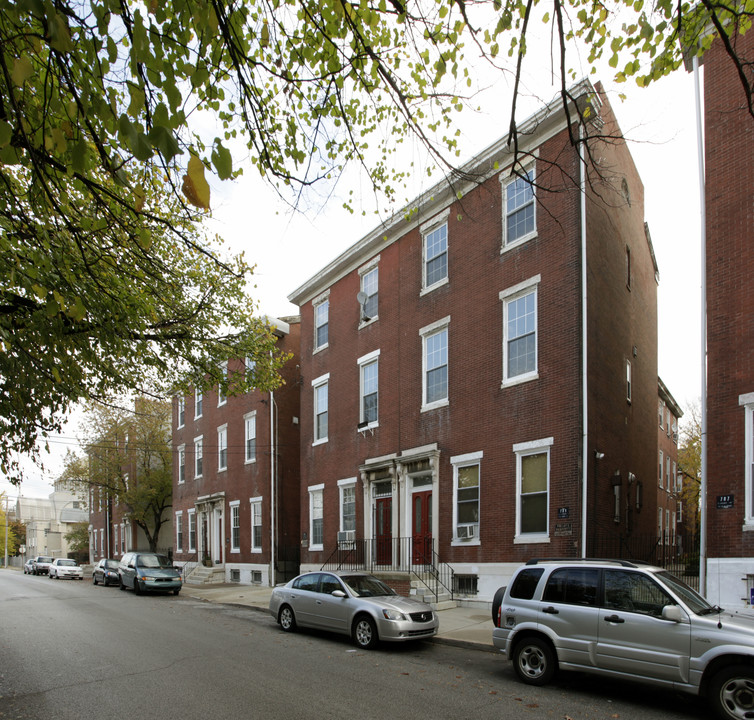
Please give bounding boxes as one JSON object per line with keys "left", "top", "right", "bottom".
{"left": 693, "top": 53, "right": 708, "bottom": 596}
{"left": 579, "top": 121, "right": 590, "bottom": 558}
{"left": 270, "top": 388, "right": 277, "bottom": 587}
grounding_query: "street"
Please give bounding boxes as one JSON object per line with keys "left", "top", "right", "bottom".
{"left": 1, "top": 571, "right": 710, "bottom": 720}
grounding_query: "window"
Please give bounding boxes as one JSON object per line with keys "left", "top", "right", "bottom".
{"left": 177, "top": 445, "right": 186, "bottom": 484}
{"left": 452, "top": 453, "right": 481, "bottom": 543}
{"left": 742, "top": 393, "right": 754, "bottom": 525}
{"left": 250, "top": 497, "right": 262, "bottom": 551}
{"left": 626, "top": 360, "right": 632, "bottom": 402}
{"left": 245, "top": 355, "right": 256, "bottom": 379}
{"left": 659, "top": 450, "right": 664, "bottom": 488}
{"left": 230, "top": 501, "right": 240, "bottom": 552}
{"left": 604, "top": 570, "right": 672, "bottom": 617}
{"left": 194, "top": 436, "right": 203, "bottom": 478}
{"left": 659, "top": 399, "right": 665, "bottom": 429}
{"left": 666, "top": 455, "right": 671, "bottom": 491}
{"left": 195, "top": 390, "right": 203, "bottom": 418}
{"left": 626, "top": 245, "right": 632, "bottom": 289}
{"left": 218, "top": 361, "right": 228, "bottom": 406}
{"left": 188, "top": 510, "right": 196, "bottom": 552}
{"left": 358, "top": 351, "right": 379, "bottom": 426}
{"left": 312, "top": 374, "right": 329, "bottom": 444}
{"left": 244, "top": 411, "right": 257, "bottom": 463}
{"left": 509, "top": 568, "right": 544, "bottom": 599}
{"left": 339, "top": 481, "right": 356, "bottom": 532}
{"left": 423, "top": 221, "right": 448, "bottom": 290}
{"left": 175, "top": 512, "right": 183, "bottom": 551}
{"left": 514, "top": 438, "right": 552, "bottom": 542}
{"left": 543, "top": 568, "right": 598, "bottom": 606}
{"left": 673, "top": 461, "right": 678, "bottom": 491}
{"left": 217, "top": 425, "right": 228, "bottom": 471}
{"left": 500, "top": 276, "right": 539, "bottom": 384}
{"left": 309, "top": 485, "right": 324, "bottom": 550}
{"left": 502, "top": 167, "right": 536, "bottom": 247}
{"left": 177, "top": 397, "right": 185, "bottom": 428}
{"left": 421, "top": 317, "right": 449, "bottom": 410}
{"left": 314, "top": 297, "right": 329, "bottom": 351}
{"left": 360, "top": 264, "right": 378, "bottom": 320}
{"left": 658, "top": 507, "right": 663, "bottom": 539}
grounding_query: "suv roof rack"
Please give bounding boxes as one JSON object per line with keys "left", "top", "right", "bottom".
{"left": 524, "top": 557, "right": 643, "bottom": 568}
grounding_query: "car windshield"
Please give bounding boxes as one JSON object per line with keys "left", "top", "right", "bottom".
{"left": 104, "top": 560, "right": 118, "bottom": 568}
{"left": 657, "top": 571, "right": 713, "bottom": 614}
{"left": 59, "top": 560, "right": 76, "bottom": 566}
{"left": 341, "top": 575, "right": 397, "bottom": 598}
{"left": 138, "top": 555, "right": 171, "bottom": 569}
{"left": 38, "top": 557, "right": 53, "bottom": 563}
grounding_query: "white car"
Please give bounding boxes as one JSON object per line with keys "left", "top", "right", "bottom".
{"left": 48, "top": 558, "right": 84, "bottom": 580}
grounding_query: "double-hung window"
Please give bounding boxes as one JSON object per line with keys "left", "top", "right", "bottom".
{"left": 244, "top": 411, "right": 257, "bottom": 463}
{"left": 314, "top": 295, "right": 329, "bottom": 351}
{"left": 175, "top": 512, "right": 183, "bottom": 551}
{"left": 195, "top": 390, "right": 203, "bottom": 418}
{"left": 217, "top": 425, "right": 228, "bottom": 471}
{"left": 358, "top": 351, "right": 379, "bottom": 427}
{"left": 360, "top": 260, "right": 379, "bottom": 321}
{"left": 502, "top": 167, "right": 536, "bottom": 247}
{"left": 194, "top": 436, "right": 203, "bottom": 478}
{"left": 188, "top": 510, "right": 196, "bottom": 552}
{"left": 500, "top": 276, "right": 539, "bottom": 385}
{"left": 230, "top": 501, "right": 240, "bottom": 552}
{"left": 218, "top": 361, "right": 228, "bottom": 406}
{"left": 740, "top": 392, "right": 754, "bottom": 525}
{"left": 312, "top": 374, "right": 329, "bottom": 444}
{"left": 309, "top": 484, "right": 324, "bottom": 550}
{"left": 421, "top": 212, "right": 450, "bottom": 292}
{"left": 177, "top": 397, "right": 185, "bottom": 428}
{"left": 250, "top": 497, "right": 263, "bottom": 551}
{"left": 452, "top": 452, "right": 482, "bottom": 544}
{"left": 339, "top": 480, "right": 356, "bottom": 533}
{"left": 514, "top": 437, "right": 552, "bottom": 542}
{"left": 177, "top": 445, "right": 186, "bottom": 484}
{"left": 420, "top": 317, "right": 450, "bottom": 410}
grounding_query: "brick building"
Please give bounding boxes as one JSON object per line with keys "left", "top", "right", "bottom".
{"left": 287, "top": 80, "right": 668, "bottom": 602}
{"left": 657, "top": 378, "right": 683, "bottom": 554}
{"left": 695, "top": 26, "right": 754, "bottom": 608}
{"left": 172, "top": 317, "right": 301, "bottom": 586}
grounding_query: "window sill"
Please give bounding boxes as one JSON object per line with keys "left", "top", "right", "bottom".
{"left": 501, "top": 231, "right": 538, "bottom": 255}
{"left": 359, "top": 315, "right": 378, "bottom": 329}
{"left": 420, "top": 277, "right": 449, "bottom": 297}
{"left": 501, "top": 372, "right": 539, "bottom": 389}
{"left": 250, "top": 548, "right": 263, "bottom": 554}
{"left": 358, "top": 422, "right": 379, "bottom": 433}
{"left": 218, "top": 467, "right": 227, "bottom": 474}
{"left": 309, "top": 545, "right": 323, "bottom": 552}
{"left": 312, "top": 438, "right": 328, "bottom": 447}
{"left": 245, "top": 458, "right": 257, "bottom": 465}
{"left": 229, "top": 549, "right": 241, "bottom": 554}
{"left": 421, "top": 399, "right": 449, "bottom": 413}
{"left": 451, "top": 539, "right": 481, "bottom": 547}
{"left": 514, "top": 534, "right": 550, "bottom": 545}
{"left": 313, "top": 343, "right": 329, "bottom": 355}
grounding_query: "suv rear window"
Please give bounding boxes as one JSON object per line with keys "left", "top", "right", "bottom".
{"left": 509, "top": 568, "right": 544, "bottom": 599}
{"left": 542, "top": 568, "right": 598, "bottom": 606}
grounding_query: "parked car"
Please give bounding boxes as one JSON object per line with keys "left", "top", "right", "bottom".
{"left": 93, "top": 558, "right": 120, "bottom": 586}
{"left": 31, "top": 556, "right": 54, "bottom": 575}
{"left": 23, "top": 559, "right": 35, "bottom": 574}
{"left": 269, "top": 571, "right": 438, "bottom": 649}
{"left": 492, "top": 558, "right": 754, "bottom": 720}
{"left": 48, "top": 558, "right": 84, "bottom": 580}
{"left": 118, "top": 552, "right": 181, "bottom": 595}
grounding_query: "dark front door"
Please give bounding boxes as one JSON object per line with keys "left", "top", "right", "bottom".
{"left": 412, "top": 491, "right": 432, "bottom": 564}
{"left": 375, "top": 497, "right": 392, "bottom": 565}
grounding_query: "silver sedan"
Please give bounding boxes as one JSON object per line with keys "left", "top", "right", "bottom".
{"left": 269, "top": 571, "right": 439, "bottom": 649}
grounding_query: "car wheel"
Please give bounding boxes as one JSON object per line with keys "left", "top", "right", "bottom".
{"left": 133, "top": 579, "right": 141, "bottom": 595}
{"left": 119, "top": 579, "right": 126, "bottom": 591}
{"left": 279, "top": 605, "right": 297, "bottom": 632}
{"left": 512, "top": 637, "right": 557, "bottom": 686}
{"left": 173, "top": 589, "right": 180, "bottom": 596}
{"left": 353, "top": 616, "right": 378, "bottom": 650}
{"left": 709, "top": 665, "right": 754, "bottom": 720}
{"left": 93, "top": 574, "right": 98, "bottom": 585}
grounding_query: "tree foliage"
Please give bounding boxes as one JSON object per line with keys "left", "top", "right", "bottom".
{"left": 0, "top": 492, "right": 20, "bottom": 559}
{"left": 677, "top": 400, "right": 701, "bottom": 533}
{"left": 61, "top": 398, "right": 173, "bottom": 552}
{"left": 1, "top": 0, "right": 751, "bottom": 481}
{"left": 64, "top": 522, "right": 90, "bottom": 554}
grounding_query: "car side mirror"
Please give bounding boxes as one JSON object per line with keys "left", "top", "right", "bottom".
{"left": 128, "top": 563, "right": 135, "bottom": 569}
{"left": 662, "top": 604, "right": 683, "bottom": 623}
{"left": 331, "top": 590, "right": 347, "bottom": 598}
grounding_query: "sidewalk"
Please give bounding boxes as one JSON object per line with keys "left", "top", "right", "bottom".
{"left": 182, "top": 583, "right": 496, "bottom": 652}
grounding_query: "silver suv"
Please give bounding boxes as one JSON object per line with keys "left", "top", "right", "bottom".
{"left": 492, "top": 559, "right": 754, "bottom": 720}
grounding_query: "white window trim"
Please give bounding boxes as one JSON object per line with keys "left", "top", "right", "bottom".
{"left": 420, "top": 316, "right": 450, "bottom": 412}
{"left": 513, "top": 437, "right": 553, "bottom": 544}
{"left": 358, "top": 350, "right": 380, "bottom": 429}
{"left": 194, "top": 435, "right": 203, "bottom": 478}
{"left": 187, "top": 509, "right": 197, "bottom": 552}
{"left": 500, "top": 160, "right": 538, "bottom": 252}
{"left": 217, "top": 424, "right": 228, "bottom": 472}
{"left": 175, "top": 511, "right": 183, "bottom": 551}
{"left": 309, "top": 483, "right": 325, "bottom": 551}
{"left": 420, "top": 208, "right": 451, "bottom": 295}
{"left": 450, "top": 451, "right": 483, "bottom": 547}
{"left": 359, "top": 256, "right": 380, "bottom": 327}
{"left": 338, "top": 478, "right": 357, "bottom": 533}
{"left": 312, "top": 373, "right": 330, "bottom": 446}
{"left": 195, "top": 390, "right": 203, "bottom": 419}
{"left": 500, "top": 275, "right": 540, "bottom": 387}
{"left": 740, "top": 392, "right": 754, "bottom": 527}
{"left": 244, "top": 411, "right": 257, "bottom": 464}
{"left": 177, "top": 444, "right": 186, "bottom": 485}
{"left": 313, "top": 289, "right": 331, "bottom": 354}
{"left": 177, "top": 396, "right": 185, "bottom": 429}
{"left": 217, "top": 361, "right": 228, "bottom": 407}
{"left": 250, "top": 495, "right": 263, "bottom": 553}
{"left": 229, "top": 500, "right": 241, "bottom": 553}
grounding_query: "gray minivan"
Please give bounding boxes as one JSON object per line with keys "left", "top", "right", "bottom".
{"left": 118, "top": 552, "right": 181, "bottom": 595}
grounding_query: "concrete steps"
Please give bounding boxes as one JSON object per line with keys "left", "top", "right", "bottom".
{"left": 410, "top": 576, "right": 456, "bottom": 610}
{"left": 185, "top": 564, "right": 225, "bottom": 585}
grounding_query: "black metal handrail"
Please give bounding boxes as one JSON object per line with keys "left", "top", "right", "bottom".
{"left": 320, "top": 537, "right": 454, "bottom": 601}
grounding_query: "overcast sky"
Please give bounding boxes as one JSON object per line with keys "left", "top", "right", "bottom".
{"left": 1, "top": 53, "right": 705, "bottom": 501}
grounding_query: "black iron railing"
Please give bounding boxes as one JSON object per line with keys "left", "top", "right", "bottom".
{"left": 320, "top": 536, "right": 454, "bottom": 601}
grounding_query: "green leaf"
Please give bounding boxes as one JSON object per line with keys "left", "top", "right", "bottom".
{"left": 149, "top": 126, "right": 181, "bottom": 162}
{"left": 211, "top": 141, "right": 233, "bottom": 180}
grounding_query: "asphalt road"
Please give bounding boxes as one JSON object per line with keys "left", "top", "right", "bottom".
{"left": 1, "top": 570, "right": 711, "bottom": 720}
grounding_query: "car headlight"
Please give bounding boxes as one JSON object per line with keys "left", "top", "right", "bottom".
{"left": 381, "top": 609, "right": 407, "bottom": 621}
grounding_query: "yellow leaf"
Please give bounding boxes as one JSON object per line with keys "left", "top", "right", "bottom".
{"left": 182, "top": 155, "right": 210, "bottom": 209}
{"left": 11, "top": 57, "right": 33, "bottom": 86}
{"left": 134, "top": 185, "right": 146, "bottom": 212}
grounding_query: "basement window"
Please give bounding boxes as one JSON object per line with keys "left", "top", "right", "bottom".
{"left": 453, "top": 574, "right": 478, "bottom": 596}
{"left": 230, "top": 569, "right": 240, "bottom": 583}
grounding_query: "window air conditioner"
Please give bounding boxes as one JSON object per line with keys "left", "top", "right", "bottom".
{"left": 337, "top": 530, "right": 356, "bottom": 547}
{"left": 457, "top": 525, "right": 477, "bottom": 540}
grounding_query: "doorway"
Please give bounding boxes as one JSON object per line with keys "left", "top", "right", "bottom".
{"left": 412, "top": 491, "right": 432, "bottom": 564}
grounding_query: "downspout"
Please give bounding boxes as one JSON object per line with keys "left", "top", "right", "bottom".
{"left": 270, "top": 388, "right": 277, "bottom": 587}
{"left": 693, "top": 53, "right": 708, "bottom": 596}
{"left": 579, "top": 121, "right": 590, "bottom": 558}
